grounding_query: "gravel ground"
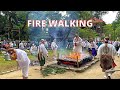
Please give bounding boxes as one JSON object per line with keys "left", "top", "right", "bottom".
{"left": 0, "top": 56, "right": 120, "bottom": 79}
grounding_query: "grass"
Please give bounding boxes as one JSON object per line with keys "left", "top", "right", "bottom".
{"left": 0, "top": 50, "right": 38, "bottom": 73}
{"left": 28, "top": 54, "right": 37, "bottom": 61}
{"left": 0, "top": 49, "right": 72, "bottom": 73}
{"left": 0, "top": 53, "right": 17, "bottom": 73}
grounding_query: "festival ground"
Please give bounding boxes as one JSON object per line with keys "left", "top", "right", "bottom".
{"left": 0, "top": 55, "right": 120, "bottom": 79}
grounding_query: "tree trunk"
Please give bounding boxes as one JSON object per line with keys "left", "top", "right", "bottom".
{"left": 20, "top": 12, "right": 30, "bottom": 40}
{"left": 8, "top": 16, "right": 13, "bottom": 39}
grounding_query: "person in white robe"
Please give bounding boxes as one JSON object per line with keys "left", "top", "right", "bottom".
{"left": 88, "top": 41, "right": 98, "bottom": 60}
{"left": 73, "top": 34, "right": 82, "bottom": 53}
{"left": 97, "top": 38, "right": 117, "bottom": 79}
{"left": 117, "top": 41, "right": 120, "bottom": 57}
{"left": 98, "top": 42, "right": 116, "bottom": 60}
{"left": 30, "top": 44, "right": 38, "bottom": 56}
{"left": 51, "top": 39, "right": 58, "bottom": 60}
{"left": 81, "top": 40, "right": 86, "bottom": 52}
{"left": 44, "top": 40, "right": 48, "bottom": 49}
{"left": 19, "top": 41, "right": 24, "bottom": 50}
{"left": 113, "top": 39, "right": 120, "bottom": 51}
{"left": 7, "top": 48, "right": 30, "bottom": 79}
{"left": 9, "top": 42, "right": 13, "bottom": 48}
{"left": 38, "top": 39, "right": 48, "bottom": 70}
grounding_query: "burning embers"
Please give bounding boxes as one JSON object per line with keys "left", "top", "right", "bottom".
{"left": 65, "top": 52, "right": 80, "bottom": 60}
{"left": 58, "top": 52, "right": 87, "bottom": 61}
{"left": 57, "top": 51, "right": 92, "bottom": 68}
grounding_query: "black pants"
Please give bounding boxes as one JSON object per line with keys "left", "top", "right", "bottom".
{"left": 38, "top": 56, "right": 45, "bottom": 66}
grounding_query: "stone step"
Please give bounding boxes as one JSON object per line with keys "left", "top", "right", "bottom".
{"left": 47, "top": 59, "right": 99, "bottom": 73}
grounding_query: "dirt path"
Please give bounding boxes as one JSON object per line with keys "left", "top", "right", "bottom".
{"left": 0, "top": 56, "right": 120, "bottom": 79}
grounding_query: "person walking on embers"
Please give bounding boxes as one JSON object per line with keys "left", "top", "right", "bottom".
{"left": 73, "top": 34, "right": 83, "bottom": 54}
{"left": 97, "top": 37, "right": 117, "bottom": 79}
{"left": 38, "top": 39, "right": 48, "bottom": 70}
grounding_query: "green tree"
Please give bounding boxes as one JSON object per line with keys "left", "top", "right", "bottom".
{"left": 16, "top": 11, "right": 30, "bottom": 40}
{"left": 112, "top": 11, "right": 120, "bottom": 40}
{"left": 79, "top": 28, "right": 98, "bottom": 39}
{"left": 103, "top": 24, "right": 114, "bottom": 40}
{"left": 1, "top": 11, "right": 30, "bottom": 40}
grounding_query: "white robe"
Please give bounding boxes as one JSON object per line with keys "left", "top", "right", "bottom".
{"left": 73, "top": 37, "right": 82, "bottom": 53}
{"left": 15, "top": 49, "right": 30, "bottom": 68}
{"left": 30, "top": 45, "right": 38, "bottom": 55}
{"left": 51, "top": 42, "right": 58, "bottom": 59}
{"left": 81, "top": 41, "right": 86, "bottom": 48}
{"left": 51, "top": 42, "right": 58, "bottom": 50}
{"left": 9, "top": 42, "right": 13, "bottom": 48}
{"left": 89, "top": 42, "right": 98, "bottom": 50}
{"left": 19, "top": 43, "right": 24, "bottom": 50}
{"left": 85, "top": 41, "right": 90, "bottom": 49}
{"left": 97, "top": 44, "right": 116, "bottom": 59}
{"left": 38, "top": 44, "right": 48, "bottom": 57}
{"left": 113, "top": 41, "right": 119, "bottom": 47}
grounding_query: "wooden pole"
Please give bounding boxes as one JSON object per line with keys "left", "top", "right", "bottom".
{"left": 57, "top": 53, "right": 59, "bottom": 59}
{"left": 19, "top": 29, "right": 20, "bottom": 41}
{"left": 105, "top": 69, "right": 120, "bottom": 73}
{"left": 77, "top": 55, "right": 79, "bottom": 68}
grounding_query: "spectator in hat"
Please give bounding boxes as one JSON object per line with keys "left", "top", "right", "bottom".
{"left": 38, "top": 39, "right": 48, "bottom": 70}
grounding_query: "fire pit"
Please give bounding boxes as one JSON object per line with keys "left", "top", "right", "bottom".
{"left": 57, "top": 52, "right": 92, "bottom": 68}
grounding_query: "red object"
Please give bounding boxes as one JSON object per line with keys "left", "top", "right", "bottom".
{"left": 62, "top": 61, "right": 75, "bottom": 65}
{"left": 74, "top": 43, "right": 77, "bottom": 46}
{"left": 3, "top": 44, "right": 10, "bottom": 49}
{"left": 113, "top": 61, "right": 117, "bottom": 67}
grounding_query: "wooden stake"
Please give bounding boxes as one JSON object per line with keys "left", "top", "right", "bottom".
{"left": 77, "top": 55, "right": 79, "bottom": 68}
{"left": 57, "top": 53, "right": 59, "bottom": 59}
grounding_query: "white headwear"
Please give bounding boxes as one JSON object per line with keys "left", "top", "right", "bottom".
{"left": 53, "top": 39, "right": 56, "bottom": 42}
{"left": 41, "top": 39, "right": 44, "bottom": 41}
{"left": 40, "top": 39, "right": 45, "bottom": 44}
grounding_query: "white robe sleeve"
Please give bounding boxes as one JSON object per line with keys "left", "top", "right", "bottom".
{"left": 41, "top": 45, "right": 48, "bottom": 56}
{"left": 94, "top": 43, "right": 98, "bottom": 50}
{"left": 30, "top": 47, "right": 33, "bottom": 53}
{"left": 112, "top": 45, "right": 117, "bottom": 56}
{"left": 88, "top": 43, "right": 91, "bottom": 48}
{"left": 97, "top": 45, "right": 103, "bottom": 58}
{"left": 113, "top": 41, "right": 116, "bottom": 46}
{"left": 51, "top": 42, "right": 54, "bottom": 50}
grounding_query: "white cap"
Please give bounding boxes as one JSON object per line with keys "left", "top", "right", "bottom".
{"left": 40, "top": 39, "right": 45, "bottom": 43}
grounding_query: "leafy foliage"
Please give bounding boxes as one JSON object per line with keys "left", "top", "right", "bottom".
{"left": 41, "top": 66, "right": 66, "bottom": 76}
{"left": 79, "top": 28, "right": 98, "bottom": 39}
